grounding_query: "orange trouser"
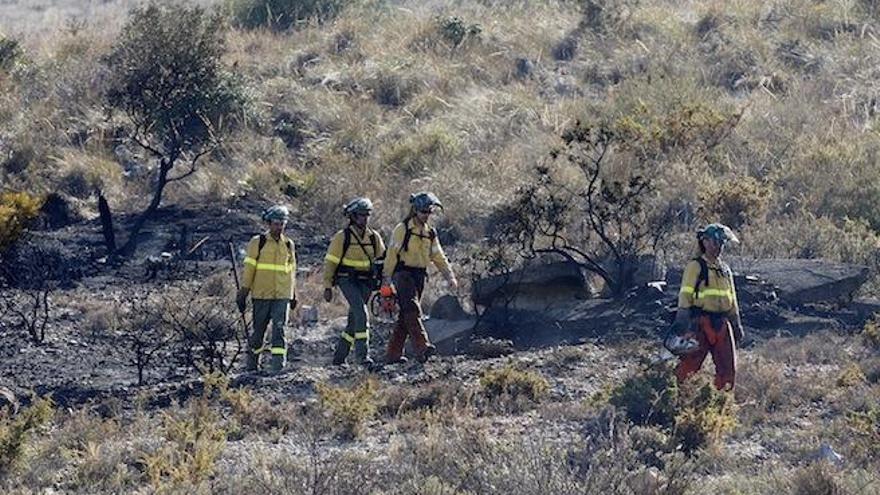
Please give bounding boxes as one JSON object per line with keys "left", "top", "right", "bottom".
{"left": 386, "top": 268, "right": 431, "bottom": 361}
{"left": 675, "top": 314, "right": 736, "bottom": 391}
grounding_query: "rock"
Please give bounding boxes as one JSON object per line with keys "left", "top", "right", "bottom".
{"left": 813, "top": 444, "right": 844, "bottom": 466}
{"left": 466, "top": 337, "right": 515, "bottom": 358}
{"left": 424, "top": 317, "right": 476, "bottom": 354}
{"left": 727, "top": 258, "right": 869, "bottom": 306}
{"left": 430, "top": 295, "right": 469, "bottom": 320}
{"left": 0, "top": 387, "right": 19, "bottom": 415}
{"left": 473, "top": 258, "right": 590, "bottom": 310}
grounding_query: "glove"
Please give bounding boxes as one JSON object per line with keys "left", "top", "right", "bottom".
{"left": 323, "top": 288, "right": 333, "bottom": 302}
{"left": 290, "top": 296, "right": 298, "bottom": 310}
{"left": 236, "top": 288, "right": 248, "bottom": 313}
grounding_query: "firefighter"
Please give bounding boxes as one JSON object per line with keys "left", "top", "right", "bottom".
{"left": 236, "top": 205, "right": 297, "bottom": 372}
{"left": 382, "top": 192, "right": 458, "bottom": 364}
{"left": 671, "top": 223, "right": 744, "bottom": 390}
{"left": 323, "top": 197, "right": 386, "bottom": 367}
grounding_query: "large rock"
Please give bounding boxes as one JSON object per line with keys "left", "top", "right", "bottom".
{"left": 424, "top": 317, "right": 476, "bottom": 354}
{"left": 727, "top": 258, "right": 869, "bottom": 306}
{"left": 430, "top": 295, "right": 469, "bottom": 320}
{"left": 472, "top": 258, "right": 590, "bottom": 310}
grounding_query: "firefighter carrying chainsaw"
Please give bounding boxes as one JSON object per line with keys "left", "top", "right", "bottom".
{"left": 666, "top": 223, "right": 745, "bottom": 391}
{"left": 382, "top": 192, "right": 458, "bottom": 364}
{"left": 323, "top": 197, "right": 386, "bottom": 367}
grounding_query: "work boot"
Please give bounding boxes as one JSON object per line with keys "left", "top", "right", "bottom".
{"left": 244, "top": 353, "right": 259, "bottom": 372}
{"left": 270, "top": 354, "right": 285, "bottom": 373}
{"left": 417, "top": 345, "right": 436, "bottom": 363}
{"left": 332, "top": 339, "right": 350, "bottom": 366}
{"left": 385, "top": 355, "right": 408, "bottom": 365}
{"left": 360, "top": 356, "right": 375, "bottom": 368}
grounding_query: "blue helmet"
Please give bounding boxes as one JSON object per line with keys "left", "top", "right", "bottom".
{"left": 410, "top": 192, "right": 443, "bottom": 212}
{"left": 697, "top": 223, "right": 739, "bottom": 245}
{"left": 343, "top": 197, "right": 373, "bottom": 216}
{"left": 262, "top": 205, "right": 290, "bottom": 222}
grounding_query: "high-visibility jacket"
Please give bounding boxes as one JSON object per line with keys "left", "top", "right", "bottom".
{"left": 242, "top": 233, "right": 296, "bottom": 300}
{"left": 678, "top": 255, "right": 739, "bottom": 315}
{"left": 383, "top": 219, "right": 452, "bottom": 279}
{"left": 322, "top": 226, "right": 386, "bottom": 289}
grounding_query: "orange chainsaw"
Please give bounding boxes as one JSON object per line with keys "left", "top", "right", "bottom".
{"left": 370, "top": 285, "right": 398, "bottom": 321}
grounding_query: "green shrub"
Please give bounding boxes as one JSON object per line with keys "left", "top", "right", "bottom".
{"left": 861, "top": 314, "right": 880, "bottom": 350}
{"left": 437, "top": 16, "right": 482, "bottom": 49}
{"left": 383, "top": 126, "right": 459, "bottom": 175}
{"left": 0, "top": 397, "right": 54, "bottom": 476}
{"left": 673, "top": 379, "right": 737, "bottom": 453}
{"left": 610, "top": 365, "right": 678, "bottom": 427}
{"left": 479, "top": 364, "right": 550, "bottom": 409}
{"left": 846, "top": 406, "right": 880, "bottom": 462}
{"left": 228, "top": 0, "right": 352, "bottom": 30}
{"left": 316, "top": 379, "right": 378, "bottom": 440}
{"left": 0, "top": 191, "right": 43, "bottom": 252}
{"left": 837, "top": 363, "right": 867, "bottom": 388}
{"left": 699, "top": 176, "right": 771, "bottom": 229}
{"left": 139, "top": 395, "right": 226, "bottom": 487}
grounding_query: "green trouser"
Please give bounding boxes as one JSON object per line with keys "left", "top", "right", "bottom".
{"left": 333, "top": 275, "right": 372, "bottom": 364}
{"left": 248, "top": 299, "right": 289, "bottom": 371}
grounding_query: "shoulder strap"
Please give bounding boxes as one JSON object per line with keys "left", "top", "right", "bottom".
{"left": 257, "top": 234, "right": 267, "bottom": 260}
{"left": 257, "top": 234, "right": 293, "bottom": 261}
{"left": 693, "top": 256, "right": 709, "bottom": 299}
{"left": 341, "top": 228, "right": 352, "bottom": 260}
{"left": 401, "top": 219, "right": 413, "bottom": 253}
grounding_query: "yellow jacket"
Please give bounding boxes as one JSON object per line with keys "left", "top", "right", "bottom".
{"left": 242, "top": 233, "right": 296, "bottom": 300}
{"left": 322, "top": 226, "right": 386, "bottom": 289}
{"left": 678, "top": 256, "right": 739, "bottom": 315}
{"left": 383, "top": 219, "right": 452, "bottom": 278}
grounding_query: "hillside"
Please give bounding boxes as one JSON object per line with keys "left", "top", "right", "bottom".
{"left": 2, "top": 0, "right": 880, "bottom": 493}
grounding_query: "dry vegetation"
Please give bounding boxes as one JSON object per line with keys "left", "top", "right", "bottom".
{"left": 2, "top": 0, "right": 880, "bottom": 493}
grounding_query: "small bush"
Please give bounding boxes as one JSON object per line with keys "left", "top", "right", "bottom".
{"left": 0, "top": 191, "right": 42, "bottom": 251}
{"left": 699, "top": 176, "right": 771, "bottom": 229}
{"left": 479, "top": 364, "right": 550, "bottom": 411}
{"left": 846, "top": 406, "right": 880, "bottom": 462}
{"left": 229, "top": 0, "right": 352, "bottom": 30}
{"left": 862, "top": 315, "right": 880, "bottom": 350}
{"left": 837, "top": 363, "right": 866, "bottom": 388}
{"left": 139, "top": 396, "right": 226, "bottom": 487}
{"left": 610, "top": 365, "right": 678, "bottom": 427}
{"left": 790, "top": 462, "right": 848, "bottom": 495}
{"left": 673, "top": 379, "right": 737, "bottom": 453}
{"left": 383, "top": 126, "right": 460, "bottom": 176}
{"left": 437, "top": 16, "right": 482, "bottom": 49}
{"left": 0, "top": 398, "right": 54, "bottom": 476}
{"left": 316, "top": 379, "right": 378, "bottom": 440}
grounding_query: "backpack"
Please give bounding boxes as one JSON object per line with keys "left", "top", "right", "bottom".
{"left": 332, "top": 228, "right": 381, "bottom": 287}
{"left": 400, "top": 218, "right": 436, "bottom": 253}
{"left": 257, "top": 234, "right": 294, "bottom": 263}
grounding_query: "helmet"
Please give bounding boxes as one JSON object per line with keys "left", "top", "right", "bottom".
{"left": 262, "top": 205, "right": 290, "bottom": 222}
{"left": 664, "top": 333, "right": 700, "bottom": 356}
{"left": 697, "top": 223, "right": 739, "bottom": 245}
{"left": 410, "top": 192, "right": 443, "bottom": 213}
{"left": 343, "top": 197, "right": 373, "bottom": 216}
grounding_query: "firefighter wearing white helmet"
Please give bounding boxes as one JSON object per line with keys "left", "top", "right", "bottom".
{"left": 382, "top": 192, "right": 458, "bottom": 364}
{"left": 322, "top": 197, "right": 386, "bottom": 366}
{"left": 670, "top": 223, "right": 744, "bottom": 390}
{"left": 236, "top": 205, "right": 297, "bottom": 372}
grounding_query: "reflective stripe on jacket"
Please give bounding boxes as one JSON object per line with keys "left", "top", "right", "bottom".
{"left": 242, "top": 234, "right": 296, "bottom": 300}
{"left": 382, "top": 220, "right": 451, "bottom": 278}
{"left": 678, "top": 257, "right": 738, "bottom": 314}
{"left": 322, "top": 227, "right": 385, "bottom": 289}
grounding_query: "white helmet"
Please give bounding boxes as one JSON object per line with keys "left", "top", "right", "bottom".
{"left": 664, "top": 334, "right": 700, "bottom": 356}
